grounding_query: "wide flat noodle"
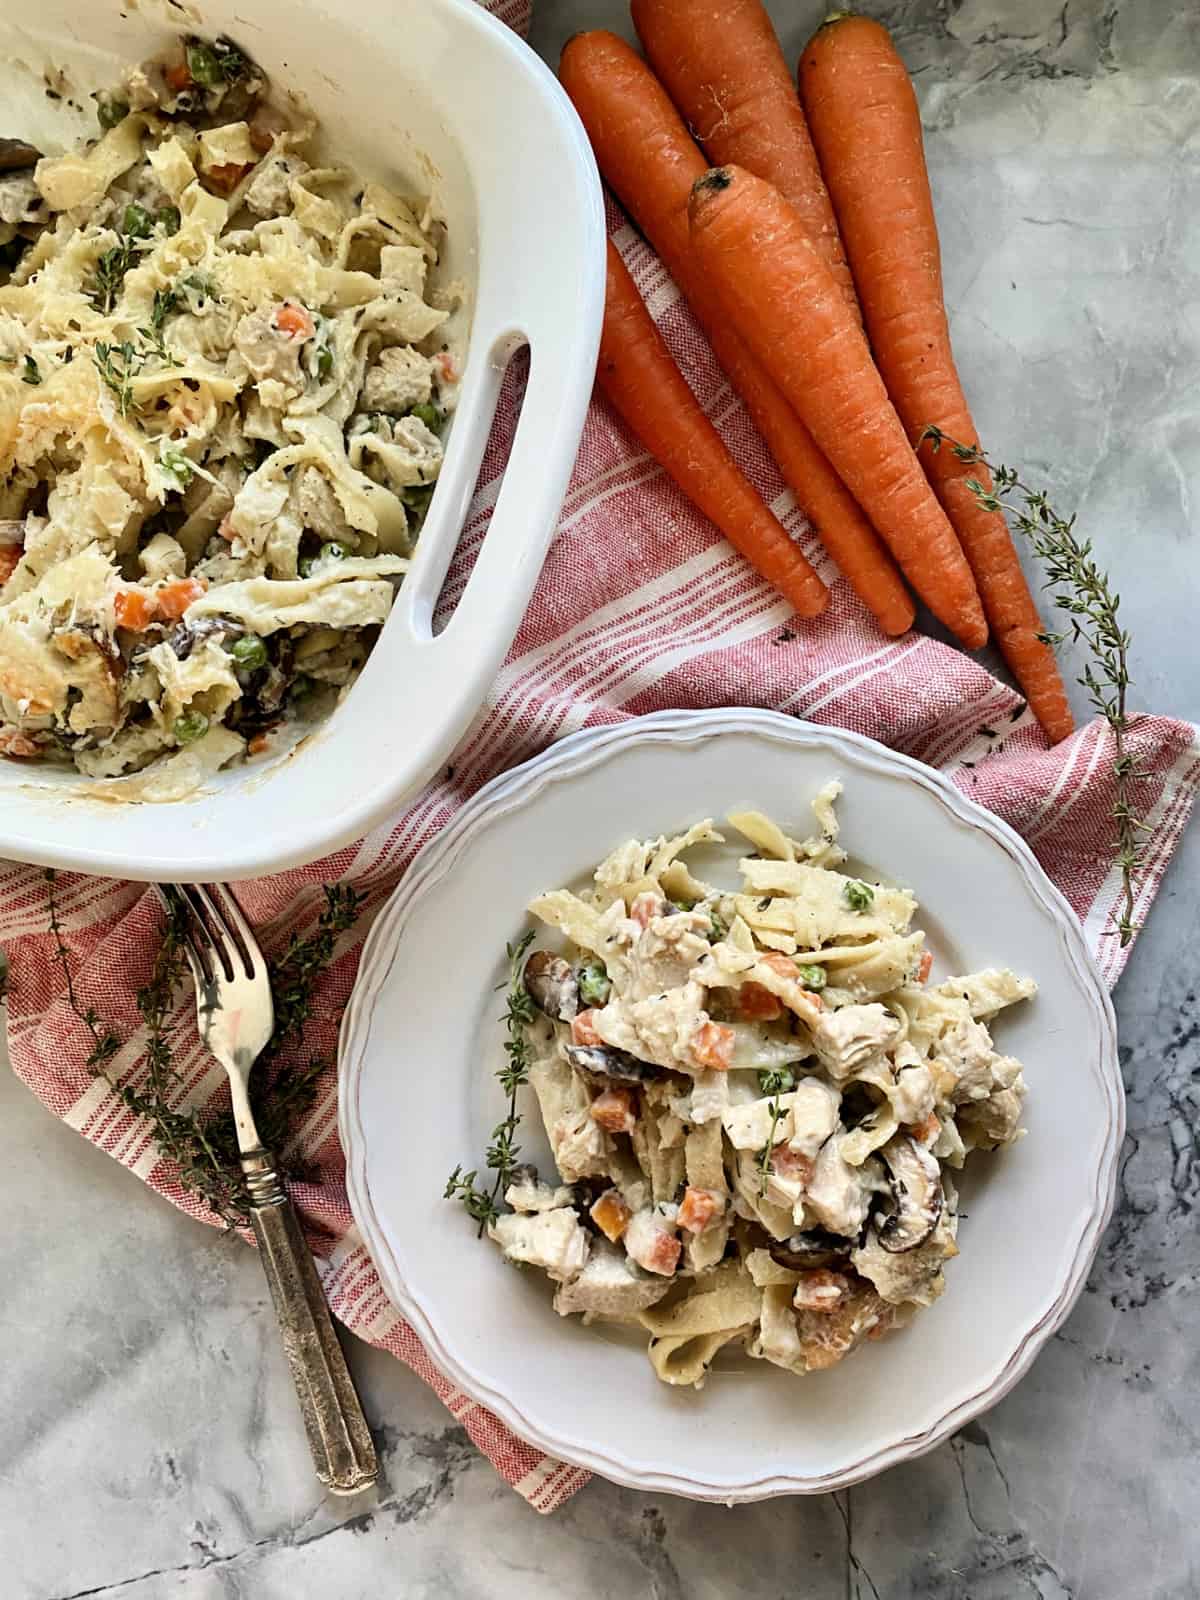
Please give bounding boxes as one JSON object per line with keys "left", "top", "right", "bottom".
{"left": 2, "top": 56, "right": 454, "bottom": 790}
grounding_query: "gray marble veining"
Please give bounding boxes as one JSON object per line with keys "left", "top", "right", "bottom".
{"left": 2, "top": 1, "right": 1198, "bottom": 1596}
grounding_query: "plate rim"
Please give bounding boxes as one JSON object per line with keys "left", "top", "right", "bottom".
{"left": 339, "top": 708, "right": 1123, "bottom": 1501}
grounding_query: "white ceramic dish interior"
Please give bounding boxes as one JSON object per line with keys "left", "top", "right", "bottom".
{"left": 339, "top": 708, "right": 1123, "bottom": 1502}
{"left": 0, "top": 0, "right": 604, "bottom": 880}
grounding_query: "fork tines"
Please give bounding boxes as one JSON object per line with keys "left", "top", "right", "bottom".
{"left": 160, "top": 883, "right": 261, "bottom": 985}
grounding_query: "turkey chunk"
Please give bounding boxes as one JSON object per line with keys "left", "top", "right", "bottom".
{"left": 233, "top": 307, "right": 308, "bottom": 396}
{"left": 359, "top": 346, "right": 435, "bottom": 415}
{"left": 552, "top": 1240, "right": 672, "bottom": 1322}
{"left": 488, "top": 1207, "right": 588, "bottom": 1283}
{"left": 243, "top": 153, "right": 309, "bottom": 217}
{"left": 810, "top": 1003, "right": 901, "bottom": 1078}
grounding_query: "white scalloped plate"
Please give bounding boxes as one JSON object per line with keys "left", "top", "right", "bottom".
{"left": 339, "top": 709, "right": 1121, "bottom": 1501}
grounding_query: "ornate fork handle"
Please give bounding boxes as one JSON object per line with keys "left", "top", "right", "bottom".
{"left": 242, "top": 1147, "right": 378, "bottom": 1496}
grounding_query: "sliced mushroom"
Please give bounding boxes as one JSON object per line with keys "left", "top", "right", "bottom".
{"left": 523, "top": 949, "right": 579, "bottom": 1021}
{"left": 874, "top": 1135, "right": 942, "bottom": 1254}
{"left": 167, "top": 616, "right": 241, "bottom": 660}
{"left": 0, "top": 140, "right": 41, "bottom": 173}
{"left": 564, "top": 1044, "right": 662, "bottom": 1085}
{"left": 769, "top": 1228, "right": 853, "bottom": 1271}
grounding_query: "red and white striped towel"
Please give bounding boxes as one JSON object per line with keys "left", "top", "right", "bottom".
{"left": 1, "top": 0, "right": 1197, "bottom": 1515}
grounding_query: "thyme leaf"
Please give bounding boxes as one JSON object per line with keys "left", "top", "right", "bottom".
{"left": 45, "top": 873, "right": 365, "bottom": 1228}
{"left": 447, "top": 929, "right": 535, "bottom": 1235}
{"left": 757, "top": 1066, "right": 796, "bottom": 1195}
{"left": 921, "top": 425, "right": 1145, "bottom": 946}
{"left": 92, "top": 339, "right": 146, "bottom": 416}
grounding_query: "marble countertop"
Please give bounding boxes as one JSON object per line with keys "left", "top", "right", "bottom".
{"left": 3, "top": 1, "right": 1198, "bottom": 1595}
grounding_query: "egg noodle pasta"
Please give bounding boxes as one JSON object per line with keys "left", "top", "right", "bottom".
{"left": 470, "top": 783, "right": 1037, "bottom": 1387}
{"left": 0, "top": 34, "right": 457, "bottom": 789}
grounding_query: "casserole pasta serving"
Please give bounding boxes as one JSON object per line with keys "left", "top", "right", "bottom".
{"left": 466, "top": 784, "right": 1035, "bottom": 1387}
{"left": 0, "top": 36, "right": 456, "bottom": 794}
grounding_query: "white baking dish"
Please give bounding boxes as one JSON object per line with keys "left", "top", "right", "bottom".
{"left": 0, "top": 0, "right": 604, "bottom": 880}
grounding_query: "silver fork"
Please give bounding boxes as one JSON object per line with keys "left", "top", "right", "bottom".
{"left": 163, "top": 882, "right": 378, "bottom": 1497}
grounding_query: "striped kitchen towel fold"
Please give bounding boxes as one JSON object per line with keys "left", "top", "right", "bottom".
{"left": 1, "top": 0, "right": 1197, "bottom": 1514}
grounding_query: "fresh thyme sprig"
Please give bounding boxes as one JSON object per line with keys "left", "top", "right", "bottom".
{"left": 445, "top": 930, "right": 536, "bottom": 1234}
{"left": 90, "top": 236, "right": 138, "bottom": 314}
{"left": 922, "top": 425, "right": 1145, "bottom": 946}
{"left": 757, "top": 1066, "right": 796, "bottom": 1195}
{"left": 93, "top": 339, "right": 147, "bottom": 416}
{"left": 45, "top": 874, "right": 365, "bottom": 1228}
{"left": 140, "top": 285, "right": 185, "bottom": 367}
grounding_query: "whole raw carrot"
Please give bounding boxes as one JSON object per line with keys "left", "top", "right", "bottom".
{"left": 598, "top": 239, "right": 828, "bottom": 619}
{"left": 559, "top": 31, "right": 915, "bottom": 637}
{"left": 800, "top": 14, "right": 1072, "bottom": 739}
{"left": 689, "top": 165, "right": 987, "bottom": 648}
{"left": 631, "top": 0, "right": 859, "bottom": 319}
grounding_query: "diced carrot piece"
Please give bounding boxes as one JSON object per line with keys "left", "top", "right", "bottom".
{"left": 770, "top": 1144, "right": 814, "bottom": 1184}
{"left": 0, "top": 545, "right": 22, "bottom": 586}
{"left": 590, "top": 1087, "right": 637, "bottom": 1134}
{"left": 738, "top": 980, "right": 783, "bottom": 1021}
{"left": 113, "top": 587, "right": 159, "bottom": 632}
{"left": 643, "top": 1229, "right": 682, "bottom": 1275}
{"left": 247, "top": 733, "right": 272, "bottom": 757}
{"left": 792, "top": 1269, "right": 852, "bottom": 1314}
{"left": 0, "top": 729, "right": 41, "bottom": 759}
{"left": 435, "top": 350, "right": 459, "bottom": 384}
{"left": 762, "top": 952, "right": 800, "bottom": 979}
{"left": 759, "top": 951, "right": 823, "bottom": 1007}
{"left": 248, "top": 107, "right": 288, "bottom": 154}
{"left": 157, "top": 577, "right": 208, "bottom": 620}
{"left": 677, "top": 1186, "right": 722, "bottom": 1233}
{"left": 908, "top": 1111, "right": 940, "bottom": 1146}
{"left": 691, "top": 1019, "right": 735, "bottom": 1070}
{"left": 273, "top": 301, "right": 316, "bottom": 341}
{"left": 571, "top": 1009, "right": 603, "bottom": 1047}
{"left": 629, "top": 890, "right": 663, "bottom": 929}
{"left": 917, "top": 949, "right": 933, "bottom": 984}
{"left": 590, "top": 1189, "right": 632, "bottom": 1242}
{"left": 205, "top": 161, "right": 254, "bottom": 196}
{"left": 164, "top": 60, "right": 193, "bottom": 93}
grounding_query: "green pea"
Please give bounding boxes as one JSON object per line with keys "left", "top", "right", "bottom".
{"left": 123, "top": 203, "right": 153, "bottom": 239}
{"left": 297, "top": 556, "right": 315, "bottom": 578}
{"left": 159, "top": 448, "right": 193, "bottom": 488}
{"left": 409, "top": 401, "right": 441, "bottom": 430}
{"left": 318, "top": 541, "right": 346, "bottom": 562}
{"left": 577, "top": 960, "right": 611, "bottom": 1008}
{"left": 316, "top": 345, "right": 333, "bottom": 380}
{"left": 843, "top": 880, "right": 874, "bottom": 912}
{"left": 97, "top": 98, "right": 130, "bottom": 131}
{"left": 229, "top": 635, "right": 267, "bottom": 671}
{"left": 793, "top": 962, "right": 827, "bottom": 991}
{"left": 173, "top": 711, "right": 209, "bottom": 744}
{"left": 156, "top": 205, "right": 182, "bottom": 236}
{"left": 186, "top": 42, "right": 224, "bottom": 87}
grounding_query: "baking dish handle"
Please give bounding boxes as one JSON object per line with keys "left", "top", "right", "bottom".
{"left": 397, "top": 297, "right": 602, "bottom": 740}
{"left": 339, "top": 102, "right": 605, "bottom": 823}
{"left": 441, "top": 329, "right": 594, "bottom": 652}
